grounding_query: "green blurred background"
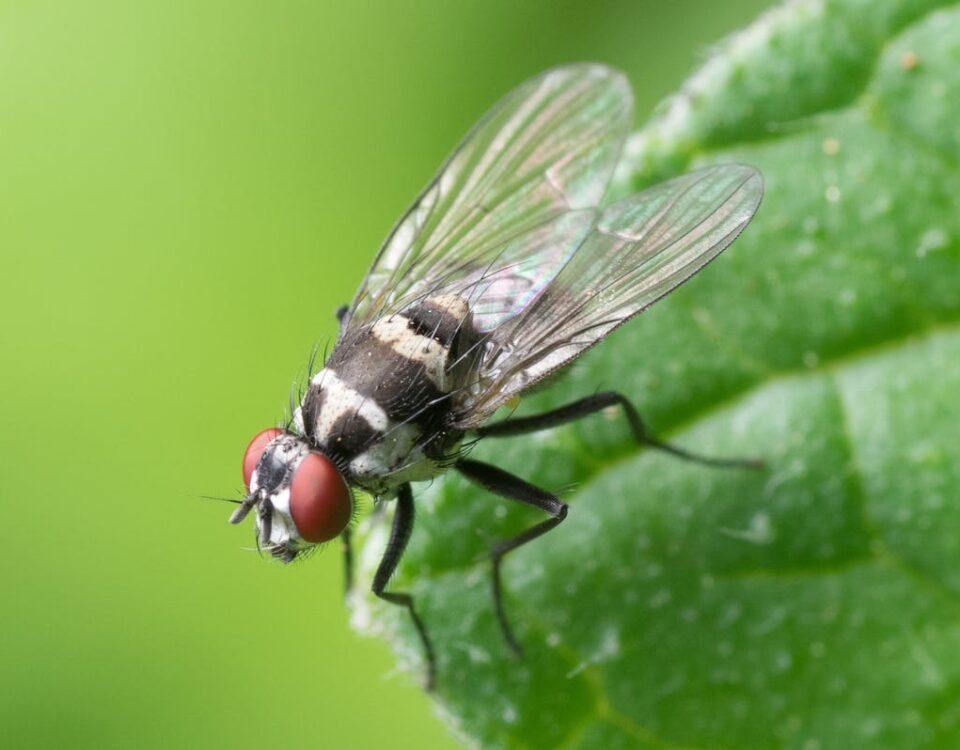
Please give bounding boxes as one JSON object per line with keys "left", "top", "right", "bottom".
{"left": 1, "top": 1, "right": 770, "bottom": 747}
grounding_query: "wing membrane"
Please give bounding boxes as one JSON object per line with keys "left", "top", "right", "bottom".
{"left": 459, "top": 164, "right": 764, "bottom": 425}
{"left": 342, "top": 64, "right": 632, "bottom": 332}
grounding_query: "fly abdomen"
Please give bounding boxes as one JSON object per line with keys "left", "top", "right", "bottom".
{"left": 403, "top": 296, "right": 470, "bottom": 349}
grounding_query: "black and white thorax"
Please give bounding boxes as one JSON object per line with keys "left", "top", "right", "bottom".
{"left": 295, "top": 294, "right": 480, "bottom": 497}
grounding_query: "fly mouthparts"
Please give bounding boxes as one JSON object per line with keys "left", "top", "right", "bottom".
{"left": 270, "top": 544, "right": 297, "bottom": 564}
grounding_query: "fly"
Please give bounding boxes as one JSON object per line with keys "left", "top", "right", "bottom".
{"left": 229, "top": 64, "right": 763, "bottom": 689}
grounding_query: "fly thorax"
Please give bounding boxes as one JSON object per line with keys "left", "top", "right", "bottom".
{"left": 298, "top": 296, "right": 475, "bottom": 494}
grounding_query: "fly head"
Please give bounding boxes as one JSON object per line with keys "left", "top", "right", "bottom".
{"left": 231, "top": 429, "right": 353, "bottom": 562}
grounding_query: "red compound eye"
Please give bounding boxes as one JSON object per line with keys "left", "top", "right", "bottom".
{"left": 289, "top": 453, "right": 352, "bottom": 543}
{"left": 242, "top": 428, "right": 284, "bottom": 490}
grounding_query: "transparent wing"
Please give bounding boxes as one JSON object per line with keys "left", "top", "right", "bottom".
{"left": 458, "top": 164, "right": 764, "bottom": 427}
{"left": 341, "top": 64, "right": 632, "bottom": 333}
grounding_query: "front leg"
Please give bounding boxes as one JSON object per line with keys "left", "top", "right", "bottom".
{"left": 456, "top": 459, "right": 567, "bottom": 656}
{"left": 372, "top": 483, "right": 436, "bottom": 689}
{"left": 340, "top": 527, "right": 353, "bottom": 598}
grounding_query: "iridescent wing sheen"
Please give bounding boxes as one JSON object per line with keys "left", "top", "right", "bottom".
{"left": 340, "top": 64, "right": 633, "bottom": 334}
{"left": 457, "top": 164, "right": 764, "bottom": 427}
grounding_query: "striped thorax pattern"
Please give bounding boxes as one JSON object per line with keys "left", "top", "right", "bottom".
{"left": 299, "top": 294, "right": 477, "bottom": 496}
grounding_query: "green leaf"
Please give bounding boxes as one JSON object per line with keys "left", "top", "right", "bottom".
{"left": 351, "top": 1, "right": 960, "bottom": 747}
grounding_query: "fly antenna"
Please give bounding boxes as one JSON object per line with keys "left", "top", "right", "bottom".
{"left": 198, "top": 494, "right": 243, "bottom": 505}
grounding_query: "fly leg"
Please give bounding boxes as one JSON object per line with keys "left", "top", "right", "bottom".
{"left": 341, "top": 527, "right": 354, "bottom": 598}
{"left": 334, "top": 304, "right": 348, "bottom": 327}
{"left": 477, "top": 391, "right": 761, "bottom": 469}
{"left": 455, "top": 459, "right": 567, "bottom": 656}
{"left": 372, "top": 483, "right": 436, "bottom": 689}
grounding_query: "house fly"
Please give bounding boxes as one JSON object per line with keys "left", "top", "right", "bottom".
{"left": 230, "top": 64, "right": 763, "bottom": 689}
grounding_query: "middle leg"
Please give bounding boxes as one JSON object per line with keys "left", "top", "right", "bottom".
{"left": 456, "top": 458, "right": 567, "bottom": 655}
